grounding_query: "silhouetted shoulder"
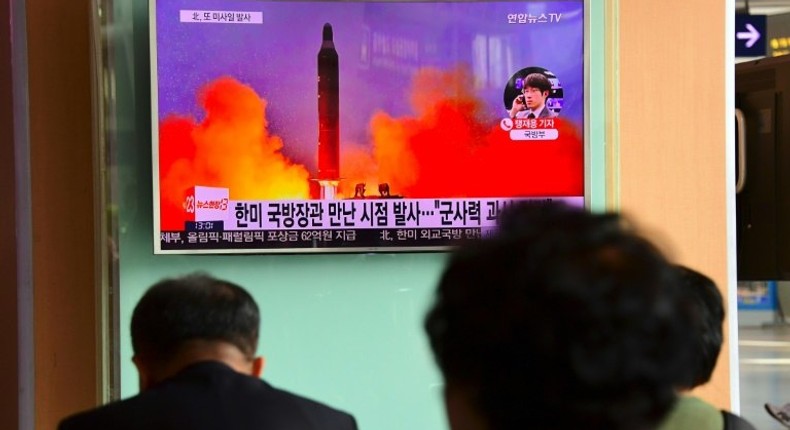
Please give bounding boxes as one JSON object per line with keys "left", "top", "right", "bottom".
{"left": 722, "top": 410, "right": 757, "bottom": 430}
{"left": 267, "top": 384, "right": 358, "bottom": 430}
{"left": 58, "top": 362, "right": 357, "bottom": 430}
{"left": 58, "top": 394, "right": 151, "bottom": 430}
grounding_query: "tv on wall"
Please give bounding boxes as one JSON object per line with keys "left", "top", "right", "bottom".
{"left": 151, "top": 0, "right": 587, "bottom": 253}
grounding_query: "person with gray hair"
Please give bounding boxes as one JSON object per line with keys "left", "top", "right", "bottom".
{"left": 59, "top": 273, "right": 357, "bottom": 430}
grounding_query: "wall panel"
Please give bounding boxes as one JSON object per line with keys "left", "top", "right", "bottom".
{"left": 25, "top": 0, "right": 100, "bottom": 428}
{"left": 618, "top": 0, "right": 731, "bottom": 408}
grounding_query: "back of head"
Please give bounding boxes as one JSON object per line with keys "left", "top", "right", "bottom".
{"left": 425, "top": 202, "right": 693, "bottom": 430}
{"left": 131, "top": 273, "right": 260, "bottom": 366}
{"left": 675, "top": 265, "right": 724, "bottom": 389}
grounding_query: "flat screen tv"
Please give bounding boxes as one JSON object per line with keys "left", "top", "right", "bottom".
{"left": 151, "top": 0, "right": 588, "bottom": 253}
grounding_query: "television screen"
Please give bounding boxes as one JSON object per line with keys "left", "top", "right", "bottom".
{"left": 151, "top": 0, "right": 586, "bottom": 253}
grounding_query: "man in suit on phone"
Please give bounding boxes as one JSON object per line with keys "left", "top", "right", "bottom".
{"left": 58, "top": 273, "right": 358, "bottom": 430}
{"left": 509, "top": 72, "right": 557, "bottom": 119}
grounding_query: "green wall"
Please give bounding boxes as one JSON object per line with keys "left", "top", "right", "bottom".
{"left": 113, "top": 1, "right": 607, "bottom": 429}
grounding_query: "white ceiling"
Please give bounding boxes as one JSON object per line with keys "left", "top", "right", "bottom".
{"left": 736, "top": 0, "right": 790, "bottom": 15}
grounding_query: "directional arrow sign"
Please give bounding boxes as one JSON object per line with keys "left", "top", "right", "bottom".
{"left": 736, "top": 15, "right": 767, "bottom": 57}
{"left": 738, "top": 23, "right": 761, "bottom": 48}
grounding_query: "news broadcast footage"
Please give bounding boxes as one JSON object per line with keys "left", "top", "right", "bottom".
{"left": 152, "top": 0, "right": 586, "bottom": 253}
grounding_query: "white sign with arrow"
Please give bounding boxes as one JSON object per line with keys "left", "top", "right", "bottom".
{"left": 735, "top": 15, "right": 767, "bottom": 57}
{"left": 737, "top": 23, "right": 761, "bottom": 48}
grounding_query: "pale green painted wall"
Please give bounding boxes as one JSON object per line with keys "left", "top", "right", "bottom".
{"left": 113, "top": 1, "right": 607, "bottom": 429}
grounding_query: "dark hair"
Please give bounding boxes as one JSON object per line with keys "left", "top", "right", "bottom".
{"left": 675, "top": 266, "right": 724, "bottom": 388}
{"left": 131, "top": 273, "right": 260, "bottom": 363}
{"left": 425, "top": 202, "right": 693, "bottom": 430}
{"left": 523, "top": 72, "right": 552, "bottom": 94}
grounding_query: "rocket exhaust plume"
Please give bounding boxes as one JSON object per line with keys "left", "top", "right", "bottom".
{"left": 342, "top": 67, "right": 583, "bottom": 198}
{"left": 317, "top": 23, "right": 340, "bottom": 199}
{"left": 159, "top": 76, "right": 310, "bottom": 230}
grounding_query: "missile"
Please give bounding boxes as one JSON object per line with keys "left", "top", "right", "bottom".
{"left": 317, "top": 23, "right": 340, "bottom": 182}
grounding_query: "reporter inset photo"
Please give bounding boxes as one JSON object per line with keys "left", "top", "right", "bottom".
{"left": 504, "top": 67, "right": 563, "bottom": 119}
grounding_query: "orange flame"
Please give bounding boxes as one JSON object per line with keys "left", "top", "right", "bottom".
{"left": 159, "top": 76, "right": 309, "bottom": 230}
{"left": 344, "top": 66, "right": 584, "bottom": 198}
{"left": 337, "top": 143, "right": 378, "bottom": 198}
{"left": 159, "top": 70, "right": 583, "bottom": 230}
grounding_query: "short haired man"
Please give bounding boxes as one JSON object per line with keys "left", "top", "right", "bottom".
{"left": 509, "top": 72, "right": 557, "bottom": 119}
{"left": 59, "top": 273, "right": 358, "bottom": 430}
{"left": 659, "top": 266, "right": 756, "bottom": 430}
{"left": 425, "top": 202, "right": 694, "bottom": 430}
{"left": 675, "top": 266, "right": 725, "bottom": 390}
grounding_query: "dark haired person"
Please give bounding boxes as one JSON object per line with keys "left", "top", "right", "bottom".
{"left": 509, "top": 72, "right": 557, "bottom": 119}
{"left": 425, "top": 202, "right": 695, "bottom": 430}
{"left": 659, "top": 267, "right": 755, "bottom": 430}
{"left": 59, "top": 273, "right": 357, "bottom": 430}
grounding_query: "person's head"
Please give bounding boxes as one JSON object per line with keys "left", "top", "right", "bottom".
{"left": 131, "top": 273, "right": 263, "bottom": 390}
{"left": 521, "top": 73, "right": 552, "bottom": 110}
{"left": 425, "top": 202, "right": 693, "bottom": 430}
{"left": 674, "top": 265, "right": 724, "bottom": 389}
